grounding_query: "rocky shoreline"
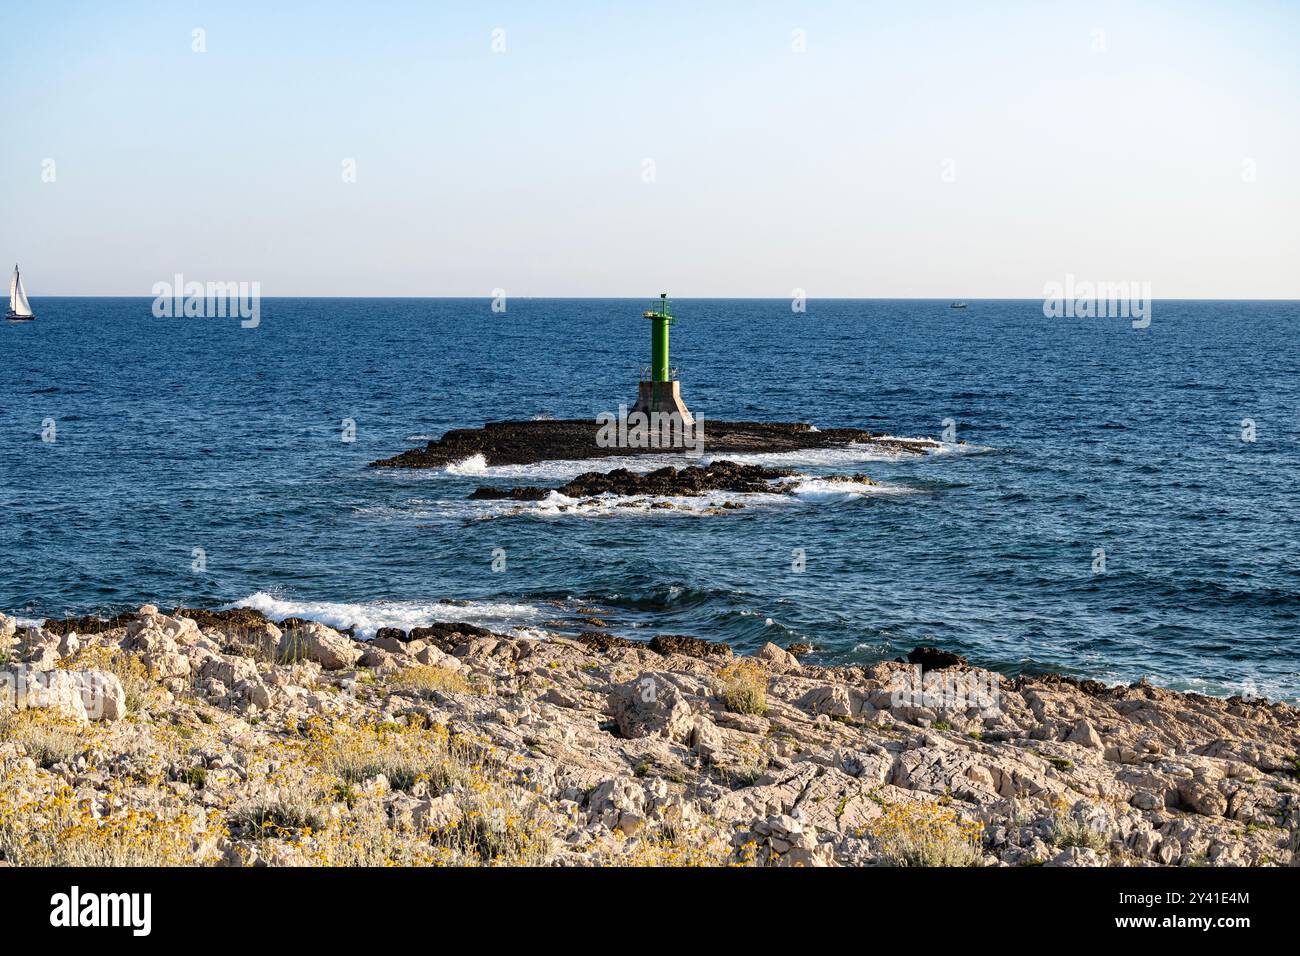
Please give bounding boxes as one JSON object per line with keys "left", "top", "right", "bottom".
{"left": 468, "top": 460, "right": 878, "bottom": 502}
{"left": 2, "top": 606, "right": 1297, "bottom": 867}
{"left": 370, "top": 419, "right": 941, "bottom": 469}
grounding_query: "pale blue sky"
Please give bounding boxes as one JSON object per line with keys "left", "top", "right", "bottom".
{"left": 2, "top": 1, "right": 1297, "bottom": 297}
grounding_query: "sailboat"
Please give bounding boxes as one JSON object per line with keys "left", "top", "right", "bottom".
{"left": 7, "top": 264, "right": 34, "bottom": 321}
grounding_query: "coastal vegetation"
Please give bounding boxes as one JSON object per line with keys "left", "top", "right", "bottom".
{"left": 2, "top": 606, "right": 1298, "bottom": 867}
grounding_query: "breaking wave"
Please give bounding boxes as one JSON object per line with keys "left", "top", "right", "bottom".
{"left": 222, "top": 591, "right": 544, "bottom": 639}
{"left": 465, "top": 475, "right": 917, "bottom": 520}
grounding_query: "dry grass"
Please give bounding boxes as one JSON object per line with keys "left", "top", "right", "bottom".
{"left": 0, "top": 777, "right": 222, "bottom": 866}
{"left": 431, "top": 781, "right": 553, "bottom": 865}
{"left": 295, "top": 717, "right": 553, "bottom": 865}
{"left": 307, "top": 799, "right": 438, "bottom": 866}
{"left": 229, "top": 788, "right": 327, "bottom": 840}
{"left": 388, "top": 664, "right": 474, "bottom": 698}
{"left": 864, "top": 800, "right": 984, "bottom": 867}
{"left": 717, "top": 659, "right": 768, "bottom": 716}
{"left": 625, "top": 822, "right": 745, "bottom": 867}
{"left": 1049, "top": 808, "right": 1107, "bottom": 852}
{"left": 301, "top": 716, "right": 472, "bottom": 794}
{"left": 0, "top": 710, "right": 87, "bottom": 769}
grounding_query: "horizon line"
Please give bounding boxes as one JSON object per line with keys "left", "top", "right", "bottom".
{"left": 21, "top": 294, "right": 1300, "bottom": 303}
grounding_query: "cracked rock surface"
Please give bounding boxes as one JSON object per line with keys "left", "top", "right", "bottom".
{"left": 2, "top": 607, "right": 1297, "bottom": 867}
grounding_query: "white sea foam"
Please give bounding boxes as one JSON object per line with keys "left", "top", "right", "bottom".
{"left": 1156, "top": 672, "right": 1295, "bottom": 703}
{"left": 438, "top": 452, "right": 701, "bottom": 482}
{"left": 515, "top": 489, "right": 789, "bottom": 518}
{"left": 443, "top": 453, "right": 490, "bottom": 476}
{"left": 717, "top": 434, "right": 979, "bottom": 467}
{"left": 357, "top": 470, "right": 920, "bottom": 524}
{"left": 463, "top": 475, "right": 916, "bottom": 520}
{"left": 926, "top": 440, "right": 992, "bottom": 456}
{"left": 711, "top": 445, "right": 922, "bottom": 469}
{"left": 786, "top": 476, "right": 914, "bottom": 499}
{"left": 396, "top": 432, "right": 976, "bottom": 483}
{"left": 453, "top": 446, "right": 905, "bottom": 481}
{"left": 222, "top": 591, "right": 544, "bottom": 640}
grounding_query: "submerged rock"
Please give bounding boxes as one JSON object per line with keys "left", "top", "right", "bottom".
{"left": 472, "top": 460, "right": 793, "bottom": 501}
{"left": 469, "top": 487, "right": 550, "bottom": 501}
{"left": 564, "top": 462, "right": 793, "bottom": 497}
{"left": 470, "top": 459, "right": 878, "bottom": 503}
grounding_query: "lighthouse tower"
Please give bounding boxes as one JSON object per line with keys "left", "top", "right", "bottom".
{"left": 631, "top": 293, "right": 694, "bottom": 425}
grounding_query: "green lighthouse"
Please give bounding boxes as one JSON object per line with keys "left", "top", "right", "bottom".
{"left": 648, "top": 293, "right": 672, "bottom": 382}
{"left": 631, "top": 292, "right": 694, "bottom": 424}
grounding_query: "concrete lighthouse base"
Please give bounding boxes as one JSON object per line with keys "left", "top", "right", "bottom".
{"left": 632, "top": 381, "right": 694, "bottom": 426}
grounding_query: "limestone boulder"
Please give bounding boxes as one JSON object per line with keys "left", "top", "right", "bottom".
{"left": 0, "top": 666, "right": 125, "bottom": 722}
{"left": 755, "top": 642, "right": 800, "bottom": 672}
{"left": 607, "top": 672, "right": 696, "bottom": 743}
{"left": 278, "top": 622, "right": 363, "bottom": 670}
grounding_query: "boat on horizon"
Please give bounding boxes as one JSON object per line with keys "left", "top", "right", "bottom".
{"left": 6, "top": 264, "right": 34, "bottom": 321}
{"left": 949, "top": 301, "right": 968, "bottom": 310}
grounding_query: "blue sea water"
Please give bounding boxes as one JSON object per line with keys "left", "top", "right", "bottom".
{"left": 2, "top": 298, "right": 1297, "bottom": 700}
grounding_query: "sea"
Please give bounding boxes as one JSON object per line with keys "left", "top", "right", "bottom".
{"left": 2, "top": 297, "right": 1297, "bottom": 700}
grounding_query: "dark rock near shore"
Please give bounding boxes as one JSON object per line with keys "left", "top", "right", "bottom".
{"left": 173, "top": 607, "right": 271, "bottom": 630}
{"left": 409, "top": 622, "right": 496, "bottom": 650}
{"left": 469, "top": 486, "right": 550, "bottom": 501}
{"left": 42, "top": 612, "right": 136, "bottom": 636}
{"left": 908, "top": 646, "right": 968, "bottom": 671}
{"left": 1014, "top": 672, "right": 1110, "bottom": 697}
{"left": 825, "top": 474, "right": 879, "bottom": 487}
{"left": 649, "top": 634, "right": 733, "bottom": 659}
{"left": 371, "top": 418, "right": 939, "bottom": 469}
{"left": 371, "top": 622, "right": 500, "bottom": 652}
{"left": 577, "top": 631, "right": 638, "bottom": 653}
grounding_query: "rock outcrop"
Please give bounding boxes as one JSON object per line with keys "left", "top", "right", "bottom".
{"left": 470, "top": 460, "right": 878, "bottom": 502}
{"left": 371, "top": 419, "right": 942, "bottom": 469}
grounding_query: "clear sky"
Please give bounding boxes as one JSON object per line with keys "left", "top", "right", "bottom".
{"left": 2, "top": 0, "right": 1297, "bottom": 297}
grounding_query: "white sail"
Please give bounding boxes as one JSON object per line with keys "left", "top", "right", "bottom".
{"left": 10, "top": 265, "right": 32, "bottom": 316}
